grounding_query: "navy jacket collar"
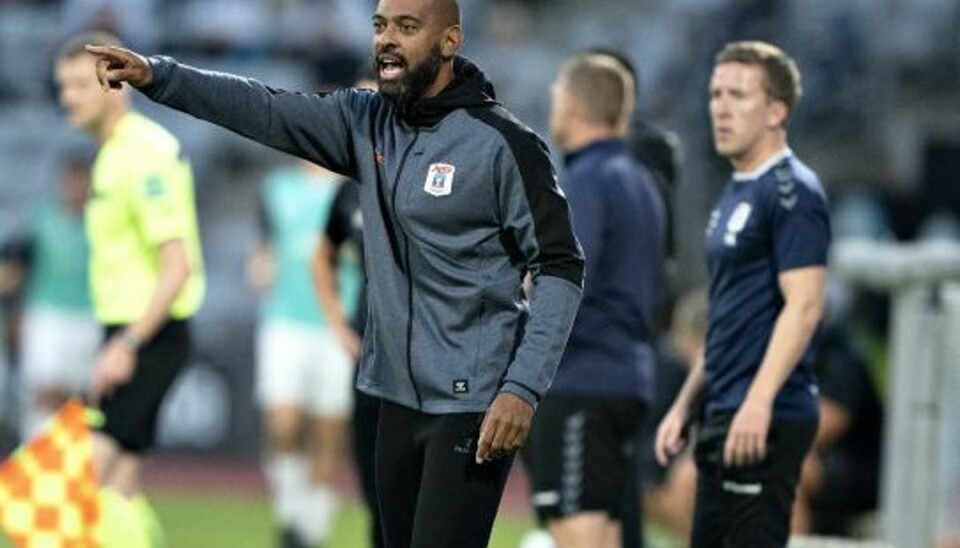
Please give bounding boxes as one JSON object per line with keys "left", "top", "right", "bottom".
{"left": 564, "top": 138, "right": 628, "bottom": 167}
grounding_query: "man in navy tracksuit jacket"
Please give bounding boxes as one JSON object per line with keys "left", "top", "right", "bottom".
{"left": 524, "top": 54, "right": 665, "bottom": 547}
{"left": 86, "top": 1, "right": 584, "bottom": 546}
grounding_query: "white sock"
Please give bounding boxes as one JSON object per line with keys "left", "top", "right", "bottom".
{"left": 296, "top": 483, "right": 338, "bottom": 545}
{"left": 264, "top": 454, "right": 309, "bottom": 526}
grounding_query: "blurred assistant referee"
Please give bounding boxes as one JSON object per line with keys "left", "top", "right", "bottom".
{"left": 56, "top": 30, "right": 205, "bottom": 544}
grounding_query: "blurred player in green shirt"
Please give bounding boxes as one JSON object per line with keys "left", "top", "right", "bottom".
{"left": 248, "top": 160, "right": 360, "bottom": 547}
{"left": 0, "top": 153, "right": 99, "bottom": 439}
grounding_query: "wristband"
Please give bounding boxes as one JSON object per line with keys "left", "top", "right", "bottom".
{"left": 118, "top": 331, "right": 143, "bottom": 352}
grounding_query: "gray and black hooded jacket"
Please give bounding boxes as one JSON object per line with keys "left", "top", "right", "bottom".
{"left": 142, "top": 56, "right": 584, "bottom": 413}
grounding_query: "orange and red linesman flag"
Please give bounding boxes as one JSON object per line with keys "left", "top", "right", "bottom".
{"left": 0, "top": 400, "right": 101, "bottom": 547}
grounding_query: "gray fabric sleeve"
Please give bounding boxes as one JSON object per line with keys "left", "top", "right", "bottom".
{"left": 500, "top": 276, "right": 582, "bottom": 407}
{"left": 141, "top": 56, "right": 358, "bottom": 177}
{"left": 493, "top": 129, "right": 584, "bottom": 404}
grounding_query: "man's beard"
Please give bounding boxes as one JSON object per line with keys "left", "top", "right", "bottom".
{"left": 378, "top": 44, "right": 444, "bottom": 114}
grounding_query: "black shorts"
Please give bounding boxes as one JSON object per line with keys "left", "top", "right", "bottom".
{"left": 523, "top": 394, "right": 647, "bottom": 521}
{"left": 691, "top": 412, "right": 817, "bottom": 548}
{"left": 98, "top": 320, "right": 191, "bottom": 453}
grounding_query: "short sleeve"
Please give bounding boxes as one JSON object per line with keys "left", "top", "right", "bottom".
{"left": 770, "top": 180, "right": 831, "bottom": 272}
{"left": 130, "top": 158, "right": 190, "bottom": 246}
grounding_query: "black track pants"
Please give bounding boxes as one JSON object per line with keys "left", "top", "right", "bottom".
{"left": 376, "top": 400, "right": 514, "bottom": 548}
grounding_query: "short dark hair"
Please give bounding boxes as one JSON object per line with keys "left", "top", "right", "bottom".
{"left": 57, "top": 31, "right": 123, "bottom": 62}
{"left": 715, "top": 41, "right": 802, "bottom": 118}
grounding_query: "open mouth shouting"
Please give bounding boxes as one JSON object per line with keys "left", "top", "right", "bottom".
{"left": 377, "top": 53, "right": 406, "bottom": 82}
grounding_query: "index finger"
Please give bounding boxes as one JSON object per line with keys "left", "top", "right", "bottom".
{"left": 654, "top": 423, "right": 675, "bottom": 466}
{"left": 654, "top": 432, "right": 668, "bottom": 466}
{"left": 475, "top": 416, "right": 493, "bottom": 464}
{"left": 84, "top": 44, "right": 119, "bottom": 58}
{"left": 723, "top": 432, "right": 739, "bottom": 467}
{"left": 88, "top": 374, "right": 104, "bottom": 406}
{"left": 94, "top": 58, "right": 110, "bottom": 91}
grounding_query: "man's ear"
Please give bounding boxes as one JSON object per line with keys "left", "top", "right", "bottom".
{"left": 441, "top": 25, "right": 461, "bottom": 59}
{"left": 767, "top": 99, "right": 788, "bottom": 129}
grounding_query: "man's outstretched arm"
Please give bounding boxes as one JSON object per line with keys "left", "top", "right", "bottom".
{"left": 86, "top": 45, "right": 359, "bottom": 176}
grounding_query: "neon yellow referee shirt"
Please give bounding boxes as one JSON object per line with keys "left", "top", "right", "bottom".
{"left": 86, "top": 112, "right": 205, "bottom": 324}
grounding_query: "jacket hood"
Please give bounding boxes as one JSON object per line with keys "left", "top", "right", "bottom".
{"left": 400, "top": 56, "right": 498, "bottom": 127}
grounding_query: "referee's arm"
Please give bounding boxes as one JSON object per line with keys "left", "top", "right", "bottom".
{"left": 89, "top": 239, "right": 191, "bottom": 400}
{"left": 123, "top": 239, "right": 192, "bottom": 345}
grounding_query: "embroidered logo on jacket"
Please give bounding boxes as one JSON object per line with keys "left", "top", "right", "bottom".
{"left": 424, "top": 163, "right": 455, "bottom": 197}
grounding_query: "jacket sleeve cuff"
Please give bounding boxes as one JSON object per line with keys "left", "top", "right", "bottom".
{"left": 499, "top": 381, "right": 540, "bottom": 409}
{"left": 140, "top": 56, "right": 174, "bottom": 99}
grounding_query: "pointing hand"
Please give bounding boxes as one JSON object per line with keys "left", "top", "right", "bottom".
{"left": 85, "top": 45, "right": 153, "bottom": 90}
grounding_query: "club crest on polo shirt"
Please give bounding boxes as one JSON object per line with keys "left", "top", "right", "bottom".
{"left": 423, "top": 163, "right": 455, "bottom": 197}
{"left": 724, "top": 201, "right": 753, "bottom": 247}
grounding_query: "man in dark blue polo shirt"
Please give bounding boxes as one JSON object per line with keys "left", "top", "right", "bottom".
{"left": 655, "top": 41, "right": 831, "bottom": 547}
{"left": 524, "top": 52, "right": 665, "bottom": 547}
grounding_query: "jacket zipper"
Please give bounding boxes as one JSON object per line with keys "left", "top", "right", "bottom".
{"left": 391, "top": 130, "right": 423, "bottom": 408}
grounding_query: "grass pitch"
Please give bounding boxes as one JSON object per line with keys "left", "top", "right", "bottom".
{"left": 1, "top": 488, "right": 535, "bottom": 547}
